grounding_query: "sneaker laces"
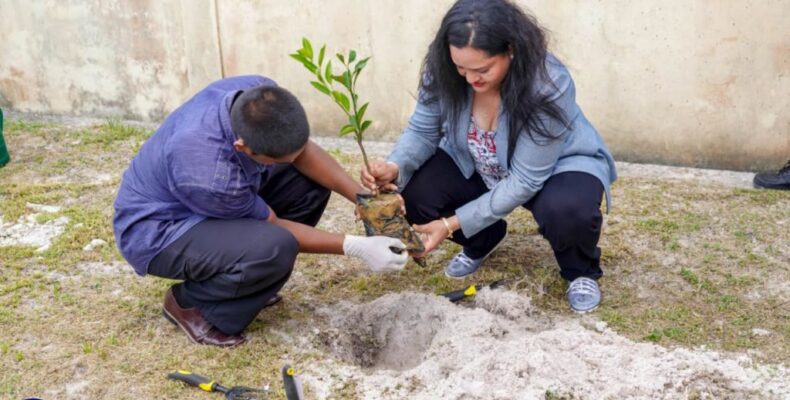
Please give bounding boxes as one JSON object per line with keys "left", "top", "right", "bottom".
{"left": 452, "top": 252, "right": 475, "bottom": 268}
{"left": 567, "top": 277, "right": 599, "bottom": 297}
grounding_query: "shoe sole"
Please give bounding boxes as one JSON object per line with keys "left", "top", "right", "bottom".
{"left": 753, "top": 183, "right": 790, "bottom": 190}
{"left": 570, "top": 304, "right": 599, "bottom": 314}
{"left": 444, "top": 231, "right": 509, "bottom": 280}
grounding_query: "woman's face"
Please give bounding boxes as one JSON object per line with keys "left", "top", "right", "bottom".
{"left": 449, "top": 45, "right": 511, "bottom": 94}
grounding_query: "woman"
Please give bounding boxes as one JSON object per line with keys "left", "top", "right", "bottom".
{"left": 362, "top": 0, "right": 617, "bottom": 313}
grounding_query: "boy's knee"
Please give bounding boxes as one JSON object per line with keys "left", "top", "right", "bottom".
{"left": 245, "top": 226, "right": 298, "bottom": 277}
{"left": 268, "top": 229, "right": 299, "bottom": 274}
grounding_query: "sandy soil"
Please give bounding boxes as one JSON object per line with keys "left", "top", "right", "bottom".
{"left": 0, "top": 206, "right": 69, "bottom": 252}
{"left": 307, "top": 290, "right": 788, "bottom": 399}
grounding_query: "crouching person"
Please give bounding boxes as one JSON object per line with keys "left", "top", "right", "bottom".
{"left": 113, "top": 75, "right": 406, "bottom": 347}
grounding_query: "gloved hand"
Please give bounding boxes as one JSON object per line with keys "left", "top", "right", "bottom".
{"left": 343, "top": 235, "right": 408, "bottom": 273}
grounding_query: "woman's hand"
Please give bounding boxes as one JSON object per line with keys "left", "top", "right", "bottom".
{"left": 412, "top": 219, "right": 451, "bottom": 256}
{"left": 361, "top": 160, "right": 399, "bottom": 193}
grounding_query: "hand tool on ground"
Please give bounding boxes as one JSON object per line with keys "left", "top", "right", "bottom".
{"left": 281, "top": 364, "right": 305, "bottom": 400}
{"left": 167, "top": 370, "right": 268, "bottom": 400}
{"left": 440, "top": 279, "right": 507, "bottom": 302}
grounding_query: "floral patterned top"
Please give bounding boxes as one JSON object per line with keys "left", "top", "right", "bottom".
{"left": 466, "top": 115, "right": 509, "bottom": 189}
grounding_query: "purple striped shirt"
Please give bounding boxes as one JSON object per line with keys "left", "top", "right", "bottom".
{"left": 113, "top": 75, "right": 275, "bottom": 275}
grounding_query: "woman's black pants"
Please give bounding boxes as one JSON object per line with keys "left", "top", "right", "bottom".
{"left": 401, "top": 150, "right": 604, "bottom": 281}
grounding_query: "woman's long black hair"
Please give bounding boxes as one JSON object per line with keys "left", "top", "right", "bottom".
{"left": 420, "top": 0, "right": 568, "bottom": 165}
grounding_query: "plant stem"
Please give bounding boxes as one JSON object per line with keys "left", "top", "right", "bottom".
{"left": 356, "top": 138, "right": 371, "bottom": 175}
{"left": 346, "top": 61, "right": 371, "bottom": 175}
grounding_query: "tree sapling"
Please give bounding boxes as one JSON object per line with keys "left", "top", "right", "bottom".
{"left": 290, "top": 38, "right": 425, "bottom": 263}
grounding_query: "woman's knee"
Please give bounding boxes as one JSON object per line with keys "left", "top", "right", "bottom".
{"left": 401, "top": 177, "right": 433, "bottom": 208}
{"left": 401, "top": 181, "right": 443, "bottom": 224}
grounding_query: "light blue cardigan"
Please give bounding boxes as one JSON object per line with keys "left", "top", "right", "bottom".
{"left": 387, "top": 54, "right": 617, "bottom": 238}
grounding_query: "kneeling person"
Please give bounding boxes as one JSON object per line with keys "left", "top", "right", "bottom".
{"left": 113, "top": 75, "right": 405, "bottom": 347}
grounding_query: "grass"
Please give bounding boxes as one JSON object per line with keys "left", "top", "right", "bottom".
{"left": 0, "top": 117, "right": 788, "bottom": 398}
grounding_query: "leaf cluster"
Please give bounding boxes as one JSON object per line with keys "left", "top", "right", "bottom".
{"left": 290, "top": 38, "right": 372, "bottom": 143}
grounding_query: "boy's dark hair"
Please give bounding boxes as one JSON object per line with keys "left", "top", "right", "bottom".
{"left": 230, "top": 86, "right": 309, "bottom": 157}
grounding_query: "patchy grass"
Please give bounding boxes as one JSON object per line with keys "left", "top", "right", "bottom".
{"left": 0, "top": 117, "right": 788, "bottom": 399}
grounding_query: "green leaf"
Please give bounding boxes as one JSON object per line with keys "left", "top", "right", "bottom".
{"left": 357, "top": 102, "right": 369, "bottom": 122}
{"left": 302, "top": 38, "right": 313, "bottom": 59}
{"left": 289, "top": 53, "right": 317, "bottom": 74}
{"left": 349, "top": 50, "right": 357, "bottom": 64}
{"left": 339, "top": 124, "right": 356, "bottom": 136}
{"left": 336, "top": 53, "right": 345, "bottom": 64}
{"left": 325, "top": 61, "right": 333, "bottom": 83}
{"left": 360, "top": 120, "right": 372, "bottom": 132}
{"left": 332, "top": 90, "right": 350, "bottom": 112}
{"left": 332, "top": 72, "right": 352, "bottom": 91}
{"left": 289, "top": 52, "right": 305, "bottom": 64}
{"left": 318, "top": 45, "right": 326, "bottom": 67}
{"left": 354, "top": 57, "right": 370, "bottom": 73}
{"left": 310, "top": 81, "right": 331, "bottom": 96}
{"left": 349, "top": 115, "right": 359, "bottom": 131}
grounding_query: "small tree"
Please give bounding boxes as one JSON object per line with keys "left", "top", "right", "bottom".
{"left": 290, "top": 38, "right": 373, "bottom": 173}
{"left": 291, "top": 38, "right": 426, "bottom": 262}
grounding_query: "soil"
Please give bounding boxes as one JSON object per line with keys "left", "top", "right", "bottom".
{"left": 311, "top": 290, "right": 788, "bottom": 399}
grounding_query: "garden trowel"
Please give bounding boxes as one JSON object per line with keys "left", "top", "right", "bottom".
{"left": 167, "top": 370, "right": 269, "bottom": 400}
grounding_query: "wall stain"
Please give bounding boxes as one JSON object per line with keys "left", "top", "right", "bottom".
{"left": 0, "top": 79, "right": 29, "bottom": 103}
{"left": 704, "top": 75, "right": 738, "bottom": 108}
{"left": 774, "top": 43, "right": 790, "bottom": 76}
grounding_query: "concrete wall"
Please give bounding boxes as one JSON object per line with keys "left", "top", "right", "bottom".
{"left": 1, "top": 0, "right": 787, "bottom": 170}
{"left": 0, "top": 0, "right": 221, "bottom": 120}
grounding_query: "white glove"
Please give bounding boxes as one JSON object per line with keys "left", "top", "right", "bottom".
{"left": 343, "top": 235, "right": 408, "bottom": 273}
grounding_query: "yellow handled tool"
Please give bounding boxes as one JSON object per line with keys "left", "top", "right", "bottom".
{"left": 440, "top": 279, "right": 507, "bottom": 302}
{"left": 167, "top": 370, "right": 268, "bottom": 400}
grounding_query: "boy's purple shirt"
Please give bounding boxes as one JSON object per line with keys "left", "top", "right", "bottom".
{"left": 113, "top": 75, "right": 275, "bottom": 275}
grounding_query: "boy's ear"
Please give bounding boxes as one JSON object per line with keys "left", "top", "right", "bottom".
{"left": 233, "top": 138, "right": 251, "bottom": 155}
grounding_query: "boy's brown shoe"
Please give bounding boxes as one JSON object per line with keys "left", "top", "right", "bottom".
{"left": 162, "top": 287, "right": 246, "bottom": 347}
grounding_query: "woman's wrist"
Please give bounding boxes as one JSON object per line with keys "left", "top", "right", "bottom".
{"left": 386, "top": 161, "right": 400, "bottom": 180}
{"left": 441, "top": 217, "right": 454, "bottom": 239}
{"left": 441, "top": 215, "right": 460, "bottom": 238}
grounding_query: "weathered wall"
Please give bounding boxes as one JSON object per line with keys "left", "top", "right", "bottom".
{"left": 528, "top": 1, "right": 790, "bottom": 169}
{"left": 0, "top": 0, "right": 221, "bottom": 120}
{"left": 1, "top": 0, "right": 787, "bottom": 170}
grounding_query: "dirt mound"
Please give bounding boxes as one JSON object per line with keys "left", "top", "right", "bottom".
{"left": 315, "top": 290, "right": 788, "bottom": 399}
